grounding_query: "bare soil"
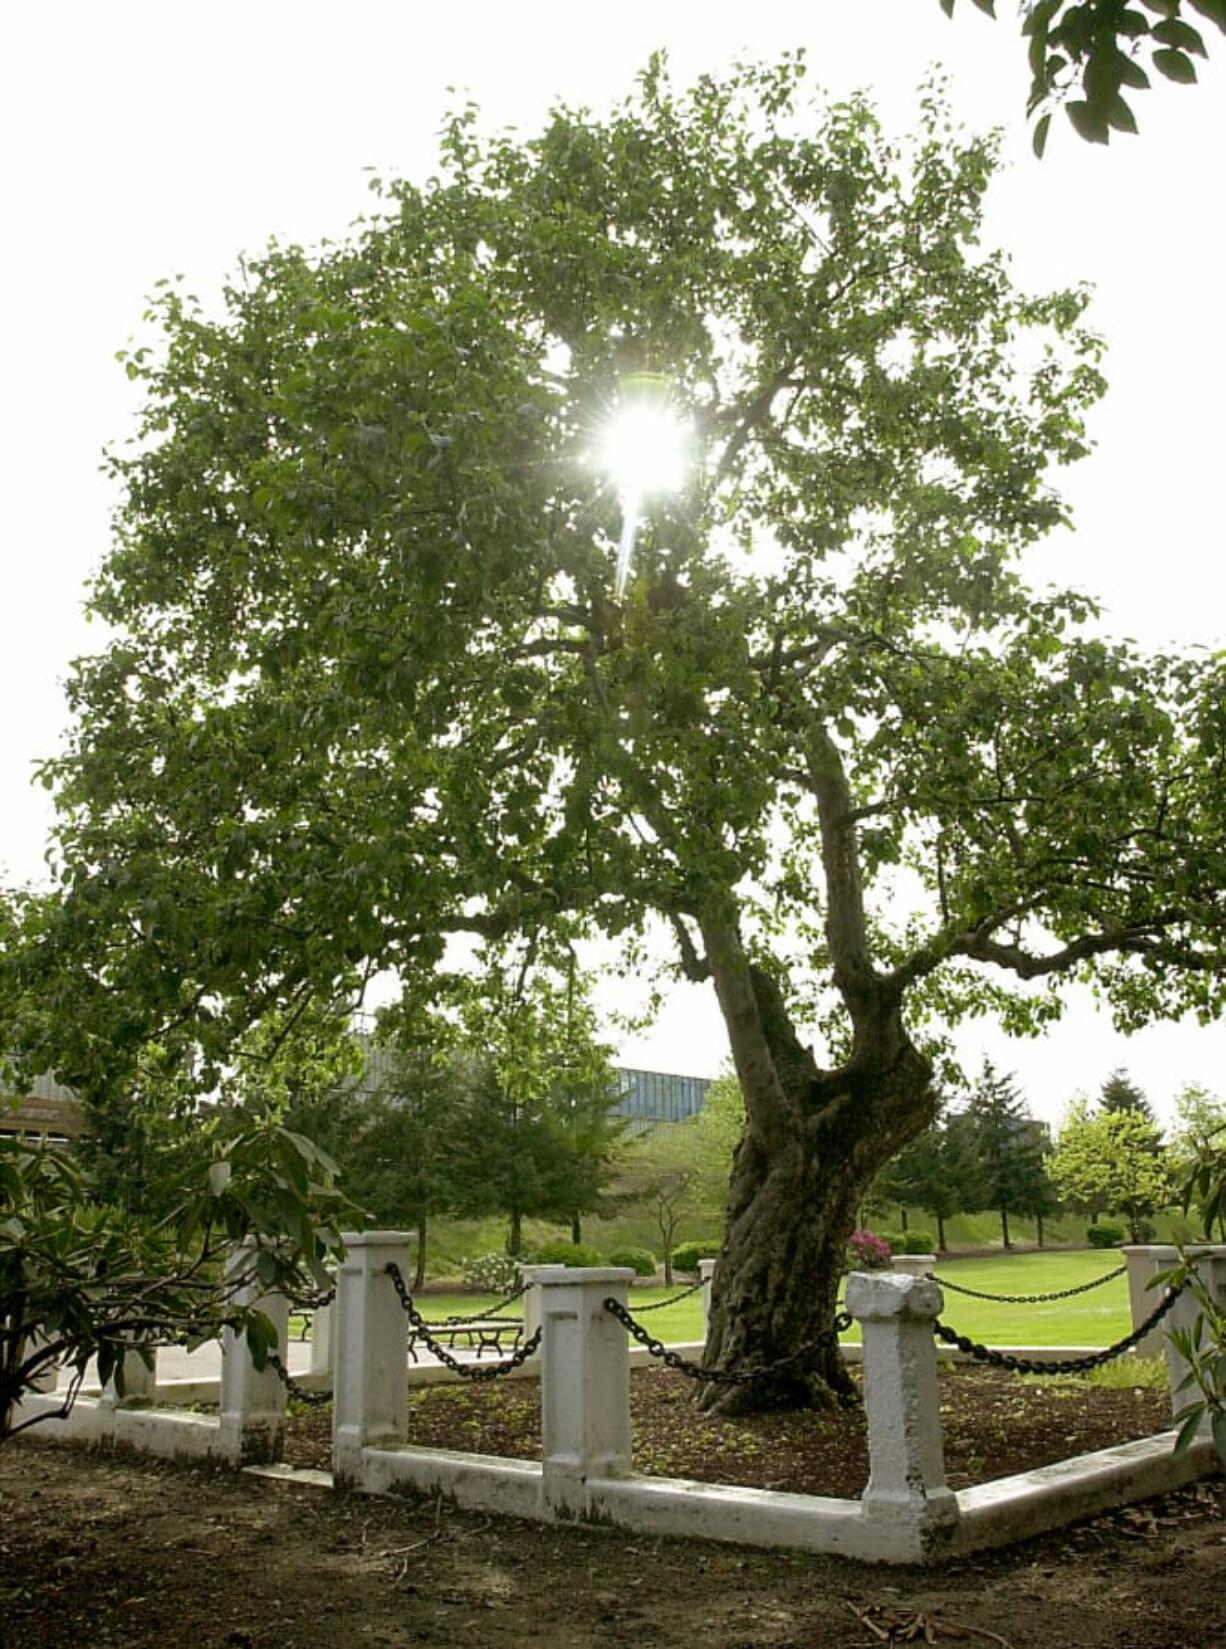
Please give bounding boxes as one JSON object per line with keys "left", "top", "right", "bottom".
{"left": 282, "top": 1363, "right": 1177, "bottom": 1494}
{"left": 1, "top": 1370, "right": 1222, "bottom": 1649}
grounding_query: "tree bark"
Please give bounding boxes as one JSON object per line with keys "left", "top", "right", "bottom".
{"left": 1000, "top": 1207, "right": 1011, "bottom": 1249}
{"left": 936, "top": 1211, "right": 947, "bottom": 1252}
{"left": 507, "top": 1208, "right": 523, "bottom": 1258}
{"left": 696, "top": 936, "right": 936, "bottom": 1414}
{"left": 414, "top": 1215, "right": 428, "bottom": 1290}
{"left": 570, "top": 1212, "right": 581, "bottom": 1245}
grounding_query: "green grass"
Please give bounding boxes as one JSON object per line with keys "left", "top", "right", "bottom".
{"left": 615, "top": 1252, "right": 1135, "bottom": 1350}
{"left": 923, "top": 1249, "right": 1131, "bottom": 1346}
{"left": 312, "top": 1251, "right": 1137, "bottom": 1354}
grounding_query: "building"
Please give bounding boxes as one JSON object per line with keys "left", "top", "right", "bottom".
{"left": 613, "top": 1067, "right": 710, "bottom": 1125}
{"left": 0, "top": 1070, "right": 83, "bottom": 1140}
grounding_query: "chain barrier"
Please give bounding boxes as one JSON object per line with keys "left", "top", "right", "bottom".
{"left": 932, "top": 1283, "right": 1183, "bottom": 1376}
{"left": 925, "top": 1264, "right": 1127, "bottom": 1306}
{"left": 628, "top": 1278, "right": 704, "bottom": 1314}
{"left": 439, "top": 1281, "right": 528, "bottom": 1326}
{"left": 284, "top": 1284, "right": 336, "bottom": 1310}
{"left": 603, "top": 1295, "right": 853, "bottom": 1387}
{"left": 385, "top": 1263, "right": 541, "bottom": 1382}
{"left": 268, "top": 1352, "right": 333, "bottom": 1407}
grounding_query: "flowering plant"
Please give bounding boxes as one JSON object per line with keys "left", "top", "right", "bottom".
{"left": 845, "top": 1229, "right": 892, "bottom": 1271}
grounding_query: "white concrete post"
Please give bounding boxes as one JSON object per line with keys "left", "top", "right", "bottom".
{"left": 519, "top": 1264, "right": 555, "bottom": 1344}
{"left": 698, "top": 1259, "right": 716, "bottom": 1344}
{"left": 332, "top": 1230, "right": 412, "bottom": 1487}
{"left": 891, "top": 1254, "right": 938, "bottom": 1281}
{"left": 1125, "top": 1245, "right": 1226, "bottom": 1428}
{"left": 539, "top": 1267, "right": 635, "bottom": 1516}
{"left": 100, "top": 1345, "right": 159, "bottom": 1408}
{"left": 218, "top": 1244, "right": 290, "bottom": 1466}
{"left": 1121, "top": 1245, "right": 1174, "bottom": 1359}
{"left": 309, "top": 1303, "right": 333, "bottom": 1378}
{"left": 846, "top": 1270, "right": 959, "bottom": 1548}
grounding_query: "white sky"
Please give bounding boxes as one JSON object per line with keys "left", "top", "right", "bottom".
{"left": 2, "top": 2, "right": 1224, "bottom": 1127}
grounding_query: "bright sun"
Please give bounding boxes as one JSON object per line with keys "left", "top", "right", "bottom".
{"left": 598, "top": 400, "right": 691, "bottom": 504}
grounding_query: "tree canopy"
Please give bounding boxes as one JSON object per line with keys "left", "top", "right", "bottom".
{"left": 8, "top": 56, "right": 1226, "bottom": 1407}
{"left": 1047, "top": 1096, "right": 1172, "bottom": 1239}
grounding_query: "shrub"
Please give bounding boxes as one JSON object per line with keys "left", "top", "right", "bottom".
{"left": 878, "top": 1229, "right": 935, "bottom": 1255}
{"left": 460, "top": 1251, "right": 522, "bottom": 1294}
{"left": 846, "top": 1229, "right": 893, "bottom": 1270}
{"left": 529, "top": 1240, "right": 607, "bottom": 1268}
{"left": 607, "top": 1246, "right": 657, "bottom": 1277}
{"left": 671, "top": 1240, "right": 721, "bottom": 1274}
{"left": 1086, "top": 1224, "right": 1126, "bottom": 1248}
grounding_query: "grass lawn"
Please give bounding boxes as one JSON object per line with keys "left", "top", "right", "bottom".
{"left": 293, "top": 1250, "right": 1136, "bottom": 1353}
{"left": 923, "top": 1249, "right": 1132, "bottom": 1347}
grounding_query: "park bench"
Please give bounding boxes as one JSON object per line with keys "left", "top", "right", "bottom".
{"left": 406, "top": 1318, "right": 524, "bottom": 1364}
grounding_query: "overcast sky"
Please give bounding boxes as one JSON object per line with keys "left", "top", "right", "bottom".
{"left": 2, "top": 2, "right": 1223, "bottom": 1125}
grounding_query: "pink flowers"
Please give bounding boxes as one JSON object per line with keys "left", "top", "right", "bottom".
{"left": 846, "top": 1229, "right": 892, "bottom": 1270}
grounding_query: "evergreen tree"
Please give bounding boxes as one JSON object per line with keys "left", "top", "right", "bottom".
{"left": 962, "top": 1062, "right": 1048, "bottom": 1249}
{"left": 874, "top": 1106, "right": 983, "bottom": 1252}
{"left": 1099, "top": 1068, "right": 1159, "bottom": 1130}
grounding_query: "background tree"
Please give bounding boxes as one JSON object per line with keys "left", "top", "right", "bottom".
{"left": 874, "top": 1106, "right": 984, "bottom": 1251}
{"left": 618, "top": 1121, "right": 708, "bottom": 1285}
{"left": 14, "top": 59, "right": 1226, "bottom": 1412}
{"left": 1098, "top": 1066, "right": 1159, "bottom": 1128}
{"left": 1164, "top": 1082, "right": 1225, "bottom": 1236}
{"left": 940, "top": 0, "right": 1226, "bottom": 151}
{"left": 961, "top": 1063, "right": 1049, "bottom": 1249}
{"left": 1047, "top": 1098, "right": 1173, "bottom": 1240}
{"left": 337, "top": 1050, "right": 465, "bottom": 1289}
{"left": 442, "top": 962, "right": 623, "bottom": 1257}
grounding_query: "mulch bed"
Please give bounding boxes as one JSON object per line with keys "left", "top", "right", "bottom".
{"left": 281, "top": 1363, "right": 1172, "bottom": 1494}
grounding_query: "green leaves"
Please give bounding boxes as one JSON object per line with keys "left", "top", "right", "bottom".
{"left": 956, "top": 0, "right": 1225, "bottom": 148}
{"left": 1151, "top": 45, "right": 1200, "bottom": 77}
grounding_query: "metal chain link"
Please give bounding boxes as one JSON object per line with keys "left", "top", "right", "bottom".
{"left": 385, "top": 1263, "right": 541, "bottom": 1382}
{"left": 926, "top": 1264, "right": 1127, "bottom": 1306}
{"left": 932, "top": 1283, "right": 1183, "bottom": 1376}
{"left": 629, "top": 1278, "right": 704, "bottom": 1313}
{"left": 604, "top": 1295, "right": 853, "bottom": 1386}
{"left": 440, "top": 1281, "right": 527, "bottom": 1326}
{"left": 285, "top": 1285, "right": 336, "bottom": 1311}
{"left": 268, "top": 1352, "right": 333, "bottom": 1407}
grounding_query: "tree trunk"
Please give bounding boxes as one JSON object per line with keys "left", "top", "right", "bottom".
{"left": 414, "top": 1215, "right": 428, "bottom": 1290}
{"left": 1036, "top": 1210, "right": 1045, "bottom": 1249}
{"left": 936, "top": 1211, "right": 947, "bottom": 1252}
{"left": 1000, "top": 1207, "right": 1011, "bottom": 1249}
{"left": 570, "top": 1212, "right": 582, "bottom": 1245}
{"left": 507, "top": 1208, "right": 523, "bottom": 1258}
{"left": 697, "top": 960, "right": 936, "bottom": 1415}
{"left": 899, "top": 1205, "right": 909, "bottom": 1233}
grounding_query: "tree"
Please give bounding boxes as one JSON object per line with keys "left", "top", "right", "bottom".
{"left": 1166, "top": 1082, "right": 1226, "bottom": 1234}
{"left": 13, "top": 58, "right": 1226, "bottom": 1413}
{"left": 441, "top": 964, "right": 624, "bottom": 1257}
{"left": 1047, "top": 1098, "right": 1173, "bottom": 1240}
{"left": 618, "top": 1120, "right": 710, "bottom": 1285}
{"left": 1098, "top": 1066, "right": 1159, "bottom": 1128}
{"left": 940, "top": 1, "right": 1226, "bottom": 151}
{"left": 336, "top": 1050, "right": 466, "bottom": 1289}
{"left": 875, "top": 1108, "right": 984, "bottom": 1251}
{"left": 961, "top": 1063, "right": 1051, "bottom": 1248}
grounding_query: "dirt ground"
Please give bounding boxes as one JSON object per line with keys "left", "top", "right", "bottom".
{"left": 283, "top": 1363, "right": 1177, "bottom": 1494}
{"left": 2, "top": 1371, "right": 1226, "bottom": 1649}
